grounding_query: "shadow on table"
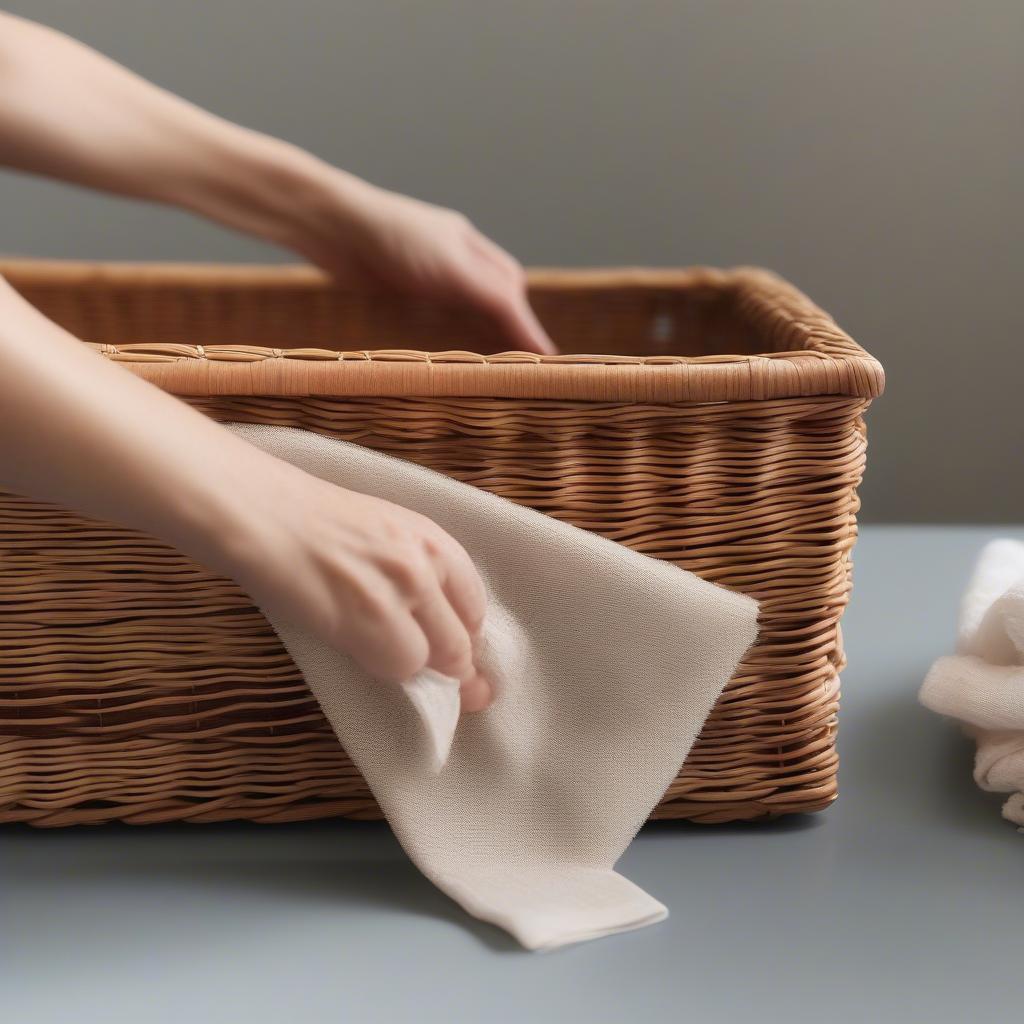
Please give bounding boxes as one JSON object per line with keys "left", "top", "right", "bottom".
{"left": 839, "top": 676, "right": 1009, "bottom": 833}
{"left": 10, "top": 674, "right": 1009, "bottom": 968}
{"left": 647, "top": 669, "right": 1011, "bottom": 838}
{"left": 642, "top": 812, "right": 824, "bottom": 836}
{"left": 4, "top": 821, "right": 521, "bottom": 954}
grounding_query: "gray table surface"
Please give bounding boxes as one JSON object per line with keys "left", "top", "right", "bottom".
{"left": 4, "top": 525, "right": 1023, "bottom": 1023}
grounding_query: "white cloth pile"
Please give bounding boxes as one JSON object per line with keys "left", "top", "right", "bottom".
{"left": 229, "top": 423, "right": 759, "bottom": 950}
{"left": 919, "top": 539, "right": 1024, "bottom": 829}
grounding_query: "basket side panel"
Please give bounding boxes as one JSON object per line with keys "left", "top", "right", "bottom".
{"left": 0, "top": 394, "right": 868, "bottom": 825}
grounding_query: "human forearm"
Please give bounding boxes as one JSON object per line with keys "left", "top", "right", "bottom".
{"left": 0, "top": 12, "right": 370, "bottom": 261}
{"left": 0, "top": 278, "right": 491, "bottom": 706}
{"left": 0, "top": 10, "right": 552, "bottom": 350}
{"left": 0, "top": 275, "right": 259, "bottom": 570}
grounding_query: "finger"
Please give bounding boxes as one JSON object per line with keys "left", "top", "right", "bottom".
{"left": 338, "top": 606, "right": 431, "bottom": 685}
{"left": 429, "top": 533, "right": 487, "bottom": 641}
{"left": 412, "top": 578, "right": 477, "bottom": 682}
{"left": 492, "top": 294, "right": 557, "bottom": 355}
{"left": 459, "top": 671, "right": 493, "bottom": 714}
{"left": 424, "top": 533, "right": 493, "bottom": 706}
{"left": 470, "top": 233, "right": 522, "bottom": 277}
{"left": 460, "top": 230, "right": 553, "bottom": 353}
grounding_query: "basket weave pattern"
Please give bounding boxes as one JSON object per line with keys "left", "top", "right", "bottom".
{"left": 0, "top": 262, "right": 882, "bottom": 825}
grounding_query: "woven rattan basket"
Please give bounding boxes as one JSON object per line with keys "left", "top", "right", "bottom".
{"left": 0, "top": 259, "right": 883, "bottom": 826}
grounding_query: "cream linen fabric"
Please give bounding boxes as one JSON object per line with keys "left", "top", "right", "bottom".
{"left": 228, "top": 423, "right": 760, "bottom": 949}
{"left": 920, "top": 539, "right": 1024, "bottom": 829}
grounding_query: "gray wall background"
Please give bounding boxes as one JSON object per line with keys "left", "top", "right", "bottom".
{"left": 1, "top": 1, "right": 1020, "bottom": 522}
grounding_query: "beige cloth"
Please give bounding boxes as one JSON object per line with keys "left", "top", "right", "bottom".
{"left": 228, "top": 423, "right": 760, "bottom": 949}
{"left": 919, "top": 539, "right": 1024, "bottom": 829}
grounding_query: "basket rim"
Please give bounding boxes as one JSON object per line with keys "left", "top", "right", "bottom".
{"left": 1, "top": 259, "right": 884, "bottom": 403}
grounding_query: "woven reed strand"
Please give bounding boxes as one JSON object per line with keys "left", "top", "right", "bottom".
{"left": 0, "top": 262, "right": 878, "bottom": 826}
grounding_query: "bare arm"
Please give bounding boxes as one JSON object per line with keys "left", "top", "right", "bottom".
{"left": 0, "top": 276, "right": 492, "bottom": 711}
{"left": 0, "top": 11, "right": 553, "bottom": 353}
{"left": 0, "top": 12, "right": 514, "bottom": 710}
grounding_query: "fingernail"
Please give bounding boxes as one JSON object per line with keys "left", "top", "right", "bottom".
{"left": 460, "top": 674, "right": 492, "bottom": 714}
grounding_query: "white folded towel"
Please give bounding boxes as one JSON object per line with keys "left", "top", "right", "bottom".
{"left": 919, "top": 539, "right": 1024, "bottom": 829}
{"left": 228, "top": 423, "right": 759, "bottom": 949}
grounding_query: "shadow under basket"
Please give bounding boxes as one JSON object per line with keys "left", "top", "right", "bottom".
{"left": 0, "top": 260, "right": 883, "bottom": 826}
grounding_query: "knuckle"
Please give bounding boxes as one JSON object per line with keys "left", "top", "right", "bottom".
{"left": 350, "top": 585, "right": 393, "bottom": 627}
{"left": 374, "top": 634, "right": 430, "bottom": 684}
{"left": 446, "top": 208, "right": 471, "bottom": 230}
{"left": 381, "top": 546, "right": 433, "bottom": 599}
{"left": 465, "top": 601, "right": 486, "bottom": 636}
{"left": 431, "top": 636, "right": 471, "bottom": 674}
{"left": 408, "top": 510, "right": 445, "bottom": 542}
{"left": 420, "top": 531, "right": 445, "bottom": 559}
{"left": 504, "top": 256, "right": 526, "bottom": 283}
{"left": 420, "top": 525, "right": 456, "bottom": 563}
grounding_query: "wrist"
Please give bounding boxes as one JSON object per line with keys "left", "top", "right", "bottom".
{"left": 175, "top": 125, "right": 378, "bottom": 267}
{"left": 152, "top": 439, "right": 274, "bottom": 579}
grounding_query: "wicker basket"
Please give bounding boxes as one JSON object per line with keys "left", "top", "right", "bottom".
{"left": 0, "top": 259, "right": 883, "bottom": 826}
